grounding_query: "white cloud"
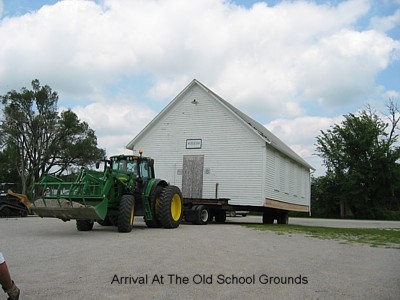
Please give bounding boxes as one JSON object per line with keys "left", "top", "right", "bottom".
{"left": 296, "top": 29, "right": 399, "bottom": 107}
{"left": 266, "top": 116, "right": 343, "bottom": 146}
{"left": 384, "top": 90, "right": 400, "bottom": 99}
{"left": 0, "top": 0, "right": 399, "bottom": 170}
{"left": 0, "top": 0, "right": 397, "bottom": 111}
{"left": 370, "top": 9, "right": 400, "bottom": 33}
{"left": 70, "top": 101, "right": 156, "bottom": 156}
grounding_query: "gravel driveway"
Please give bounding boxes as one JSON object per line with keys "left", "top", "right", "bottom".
{"left": 1, "top": 216, "right": 399, "bottom": 300}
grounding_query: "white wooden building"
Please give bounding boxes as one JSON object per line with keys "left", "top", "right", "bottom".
{"left": 126, "top": 79, "right": 313, "bottom": 213}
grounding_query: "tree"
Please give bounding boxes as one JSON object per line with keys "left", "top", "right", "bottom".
{"left": 315, "top": 102, "right": 400, "bottom": 219}
{"left": 0, "top": 79, "right": 105, "bottom": 193}
{"left": 311, "top": 174, "right": 341, "bottom": 218}
{"left": 0, "top": 144, "right": 20, "bottom": 185}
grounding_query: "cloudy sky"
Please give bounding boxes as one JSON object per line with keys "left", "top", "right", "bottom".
{"left": 0, "top": 0, "right": 399, "bottom": 176}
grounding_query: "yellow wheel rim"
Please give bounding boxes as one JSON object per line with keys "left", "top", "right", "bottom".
{"left": 129, "top": 206, "right": 135, "bottom": 225}
{"left": 170, "top": 194, "right": 182, "bottom": 222}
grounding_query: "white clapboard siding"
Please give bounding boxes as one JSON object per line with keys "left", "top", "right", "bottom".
{"left": 132, "top": 85, "right": 264, "bottom": 206}
{"left": 264, "top": 146, "right": 310, "bottom": 206}
{"left": 127, "top": 79, "right": 313, "bottom": 209}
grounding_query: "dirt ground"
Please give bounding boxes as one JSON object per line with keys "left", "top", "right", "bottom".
{"left": 1, "top": 216, "right": 399, "bottom": 300}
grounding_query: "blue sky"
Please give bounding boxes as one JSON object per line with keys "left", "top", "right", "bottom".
{"left": 0, "top": 0, "right": 399, "bottom": 176}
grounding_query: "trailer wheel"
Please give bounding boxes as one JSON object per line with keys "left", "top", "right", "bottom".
{"left": 215, "top": 210, "right": 226, "bottom": 223}
{"left": 277, "top": 212, "right": 289, "bottom": 224}
{"left": 157, "top": 185, "right": 183, "bottom": 229}
{"left": 194, "top": 205, "right": 209, "bottom": 225}
{"left": 97, "top": 217, "right": 112, "bottom": 226}
{"left": 76, "top": 220, "right": 94, "bottom": 231}
{"left": 118, "top": 194, "right": 135, "bottom": 233}
{"left": 207, "top": 210, "right": 215, "bottom": 223}
{"left": 262, "top": 211, "right": 274, "bottom": 224}
{"left": 145, "top": 186, "right": 163, "bottom": 228}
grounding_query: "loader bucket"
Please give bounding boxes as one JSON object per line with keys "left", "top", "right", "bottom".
{"left": 30, "top": 169, "right": 112, "bottom": 221}
{"left": 32, "top": 206, "right": 101, "bottom": 221}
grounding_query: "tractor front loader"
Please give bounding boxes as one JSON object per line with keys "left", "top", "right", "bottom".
{"left": 30, "top": 153, "right": 183, "bottom": 233}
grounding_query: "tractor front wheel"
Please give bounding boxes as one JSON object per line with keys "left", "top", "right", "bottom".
{"left": 76, "top": 220, "right": 94, "bottom": 231}
{"left": 118, "top": 194, "right": 135, "bottom": 233}
{"left": 157, "top": 185, "right": 183, "bottom": 229}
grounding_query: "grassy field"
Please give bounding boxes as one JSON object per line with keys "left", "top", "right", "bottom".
{"left": 245, "top": 224, "right": 400, "bottom": 248}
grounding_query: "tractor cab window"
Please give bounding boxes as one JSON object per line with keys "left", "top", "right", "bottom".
{"left": 112, "top": 159, "right": 137, "bottom": 176}
{"left": 139, "top": 160, "right": 151, "bottom": 178}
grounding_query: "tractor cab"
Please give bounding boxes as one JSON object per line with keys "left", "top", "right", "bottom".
{"left": 107, "top": 154, "right": 156, "bottom": 216}
{"left": 108, "top": 154, "right": 155, "bottom": 180}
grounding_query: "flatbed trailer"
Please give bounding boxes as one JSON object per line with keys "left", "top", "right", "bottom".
{"left": 183, "top": 198, "right": 289, "bottom": 225}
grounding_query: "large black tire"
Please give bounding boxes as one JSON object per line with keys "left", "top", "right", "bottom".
{"left": 144, "top": 186, "right": 163, "bottom": 228}
{"left": 277, "top": 212, "right": 289, "bottom": 224}
{"left": 194, "top": 205, "right": 209, "bottom": 225}
{"left": 262, "top": 211, "right": 274, "bottom": 224}
{"left": 76, "top": 220, "right": 94, "bottom": 231}
{"left": 214, "top": 210, "right": 226, "bottom": 223}
{"left": 118, "top": 194, "right": 135, "bottom": 233}
{"left": 188, "top": 205, "right": 198, "bottom": 223}
{"left": 157, "top": 185, "right": 183, "bottom": 229}
{"left": 97, "top": 217, "right": 112, "bottom": 226}
{"left": 207, "top": 210, "right": 215, "bottom": 223}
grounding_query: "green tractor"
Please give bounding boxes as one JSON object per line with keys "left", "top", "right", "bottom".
{"left": 30, "top": 153, "right": 183, "bottom": 232}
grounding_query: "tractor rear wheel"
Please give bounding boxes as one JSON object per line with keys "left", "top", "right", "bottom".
{"left": 76, "top": 220, "right": 94, "bottom": 231}
{"left": 118, "top": 194, "right": 135, "bottom": 233}
{"left": 144, "top": 186, "right": 163, "bottom": 228}
{"left": 157, "top": 185, "right": 183, "bottom": 229}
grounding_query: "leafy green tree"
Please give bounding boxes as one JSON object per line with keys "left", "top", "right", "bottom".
{"left": 0, "top": 79, "right": 105, "bottom": 193}
{"left": 315, "top": 102, "right": 400, "bottom": 219}
{"left": 311, "top": 174, "right": 341, "bottom": 218}
{"left": 0, "top": 144, "right": 20, "bottom": 185}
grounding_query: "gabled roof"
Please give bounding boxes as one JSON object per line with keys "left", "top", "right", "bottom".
{"left": 126, "top": 79, "right": 314, "bottom": 170}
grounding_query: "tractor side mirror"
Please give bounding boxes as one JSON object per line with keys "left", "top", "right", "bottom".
{"left": 149, "top": 159, "right": 154, "bottom": 168}
{"left": 95, "top": 162, "right": 100, "bottom": 169}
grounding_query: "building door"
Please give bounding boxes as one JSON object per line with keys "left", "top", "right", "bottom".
{"left": 182, "top": 155, "right": 204, "bottom": 198}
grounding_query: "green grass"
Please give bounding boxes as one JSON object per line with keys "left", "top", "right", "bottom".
{"left": 245, "top": 224, "right": 400, "bottom": 248}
